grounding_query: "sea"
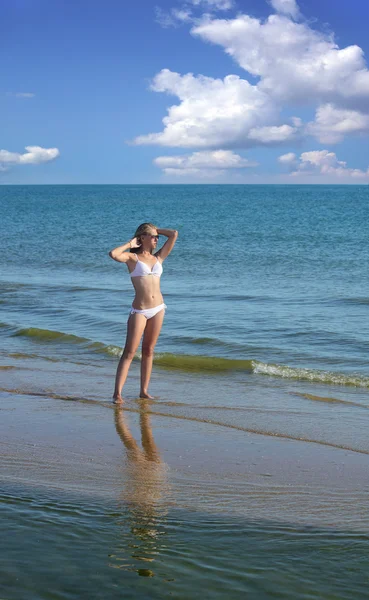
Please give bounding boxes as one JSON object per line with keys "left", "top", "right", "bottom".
{"left": 1, "top": 184, "right": 369, "bottom": 599}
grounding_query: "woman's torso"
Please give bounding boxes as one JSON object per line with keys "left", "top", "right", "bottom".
{"left": 128, "top": 255, "right": 164, "bottom": 309}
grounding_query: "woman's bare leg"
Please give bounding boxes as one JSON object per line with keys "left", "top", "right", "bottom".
{"left": 140, "top": 309, "right": 165, "bottom": 399}
{"left": 113, "top": 313, "right": 147, "bottom": 404}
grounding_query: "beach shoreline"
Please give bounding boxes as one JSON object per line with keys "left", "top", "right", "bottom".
{"left": 1, "top": 380, "right": 368, "bottom": 530}
{"left": 2, "top": 346, "right": 369, "bottom": 598}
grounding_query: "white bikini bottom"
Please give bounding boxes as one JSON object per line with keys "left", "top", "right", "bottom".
{"left": 129, "top": 303, "right": 167, "bottom": 320}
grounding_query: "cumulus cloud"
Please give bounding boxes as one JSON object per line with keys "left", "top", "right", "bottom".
{"left": 192, "top": 11, "right": 369, "bottom": 109}
{"left": 248, "top": 124, "right": 300, "bottom": 143}
{"left": 278, "top": 152, "right": 297, "bottom": 165}
{"left": 154, "top": 149, "right": 258, "bottom": 176}
{"left": 279, "top": 149, "right": 369, "bottom": 179}
{"left": 133, "top": 69, "right": 301, "bottom": 148}
{"left": 141, "top": 0, "right": 369, "bottom": 151}
{"left": 269, "top": 0, "right": 300, "bottom": 20}
{"left": 0, "top": 146, "right": 60, "bottom": 169}
{"left": 307, "top": 103, "right": 369, "bottom": 144}
{"left": 142, "top": 0, "right": 369, "bottom": 154}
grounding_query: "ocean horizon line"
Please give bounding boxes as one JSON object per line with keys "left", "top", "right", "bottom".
{"left": 1, "top": 182, "right": 368, "bottom": 187}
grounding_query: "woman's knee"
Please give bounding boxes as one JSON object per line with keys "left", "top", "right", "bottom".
{"left": 142, "top": 344, "right": 155, "bottom": 358}
{"left": 122, "top": 348, "right": 136, "bottom": 361}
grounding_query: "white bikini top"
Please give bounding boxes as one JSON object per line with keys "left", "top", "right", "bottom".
{"left": 130, "top": 256, "right": 163, "bottom": 278}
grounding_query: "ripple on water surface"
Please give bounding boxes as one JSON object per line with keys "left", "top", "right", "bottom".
{"left": 1, "top": 486, "right": 369, "bottom": 600}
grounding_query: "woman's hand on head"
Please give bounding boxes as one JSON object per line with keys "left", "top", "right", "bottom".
{"left": 130, "top": 237, "right": 141, "bottom": 249}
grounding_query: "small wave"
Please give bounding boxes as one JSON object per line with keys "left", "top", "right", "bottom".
{"left": 293, "top": 393, "right": 368, "bottom": 409}
{"left": 66, "top": 285, "right": 118, "bottom": 293}
{"left": 5, "top": 324, "right": 369, "bottom": 386}
{"left": 187, "top": 336, "right": 239, "bottom": 349}
{"left": 190, "top": 337, "right": 218, "bottom": 345}
{"left": 11, "top": 326, "right": 124, "bottom": 358}
{"left": 8, "top": 352, "right": 60, "bottom": 363}
{"left": 168, "top": 335, "right": 259, "bottom": 353}
{"left": 340, "top": 297, "right": 369, "bottom": 306}
{"left": 13, "top": 327, "right": 90, "bottom": 344}
{"left": 90, "top": 342, "right": 123, "bottom": 357}
{"left": 252, "top": 361, "right": 369, "bottom": 388}
{"left": 154, "top": 353, "right": 253, "bottom": 373}
{"left": 93, "top": 345, "right": 253, "bottom": 372}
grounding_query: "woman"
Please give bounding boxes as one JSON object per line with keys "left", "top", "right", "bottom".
{"left": 109, "top": 223, "right": 178, "bottom": 403}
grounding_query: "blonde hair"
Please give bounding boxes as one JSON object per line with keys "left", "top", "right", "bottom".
{"left": 131, "top": 222, "right": 158, "bottom": 254}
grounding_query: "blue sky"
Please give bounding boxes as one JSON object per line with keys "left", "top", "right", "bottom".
{"left": 1, "top": 0, "right": 369, "bottom": 183}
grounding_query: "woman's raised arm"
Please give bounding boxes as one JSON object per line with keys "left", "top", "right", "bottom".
{"left": 109, "top": 238, "right": 140, "bottom": 263}
{"left": 155, "top": 229, "right": 178, "bottom": 261}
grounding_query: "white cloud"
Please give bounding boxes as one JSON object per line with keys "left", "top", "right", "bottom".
{"left": 141, "top": 0, "right": 369, "bottom": 152}
{"left": 15, "top": 92, "right": 35, "bottom": 98}
{"left": 160, "top": 167, "right": 224, "bottom": 177}
{"left": 192, "top": 12, "right": 369, "bottom": 108}
{"left": 269, "top": 0, "right": 300, "bottom": 20}
{"left": 133, "top": 69, "right": 300, "bottom": 148}
{"left": 248, "top": 124, "right": 299, "bottom": 143}
{"left": 154, "top": 149, "right": 258, "bottom": 176}
{"left": 6, "top": 92, "right": 35, "bottom": 98}
{"left": 190, "top": 0, "right": 234, "bottom": 9}
{"left": 155, "top": 6, "right": 192, "bottom": 28}
{"left": 278, "top": 152, "right": 297, "bottom": 165}
{"left": 173, "top": 8, "right": 193, "bottom": 22}
{"left": 291, "top": 117, "right": 302, "bottom": 128}
{"left": 307, "top": 103, "right": 369, "bottom": 144}
{"left": 155, "top": 0, "right": 232, "bottom": 29}
{"left": 0, "top": 146, "right": 60, "bottom": 167}
{"left": 280, "top": 149, "right": 369, "bottom": 179}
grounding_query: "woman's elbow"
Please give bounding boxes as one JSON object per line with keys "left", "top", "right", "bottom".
{"left": 108, "top": 250, "right": 116, "bottom": 260}
{"left": 172, "top": 230, "right": 178, "bottom": 238}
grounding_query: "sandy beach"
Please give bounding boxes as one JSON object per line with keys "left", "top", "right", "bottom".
{"left": 1, "top": 385, "right": 368, "bottom": 527}
{"left": 1, "top": 352, "right": 369, "bottom": 599}
{"left": 2, "top": 350, "right": 369, "bottom": 524}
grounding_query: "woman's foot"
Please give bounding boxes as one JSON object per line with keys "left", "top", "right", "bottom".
{"left": 113, "top": 394, "right": 124, "bottom": 404}
{"left": 139, "top": 391, "right": 154, "bottom": 400}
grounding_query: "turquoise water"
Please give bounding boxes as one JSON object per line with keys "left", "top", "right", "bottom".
{"left": 1, "top": 184, "right": 369, "bottom": 598}
{"left": 1, "top": 184, "right": 369, "bottom": 377}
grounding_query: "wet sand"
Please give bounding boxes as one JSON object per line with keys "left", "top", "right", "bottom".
{"left": 1, "top": 385, "right": 368, "bottom": 531}
{"left": 2, "top": 356, "right": 369, "bottom": 599}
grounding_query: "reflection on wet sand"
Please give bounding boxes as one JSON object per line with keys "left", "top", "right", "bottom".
{"left": 110, "top": 402, "right": 170, "bottom": 577}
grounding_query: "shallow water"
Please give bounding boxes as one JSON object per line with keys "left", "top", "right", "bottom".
{"left": 2, "top": 483, "right": 369, "bottom": 600}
